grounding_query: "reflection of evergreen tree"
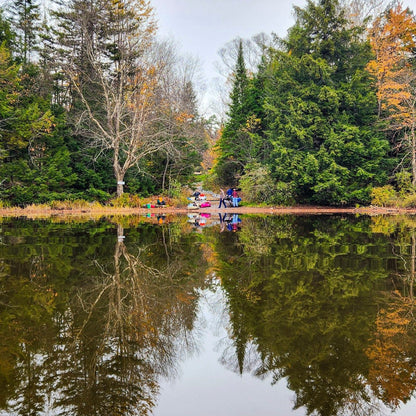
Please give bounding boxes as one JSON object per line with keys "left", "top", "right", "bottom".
{"left": 216, "top": 215, "right": 410, "bottom": 415}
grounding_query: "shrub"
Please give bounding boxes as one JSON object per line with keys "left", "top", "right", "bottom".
{"left": 400, "top": 193, "right": 416, "bottom": 208}
{"left": 39, "top": 192, "right": 75, "bottom": 202}
{"left": 240, "top": 163, "right": 294, "bottom": 205}
{"left": 273, "top": 182, "right": 295, "bottom": 206}
{"left": 50, "top": 199, "right": 92, "bottom": 210}
{"left": 167, "top": 180, "right": 182, "bottom": 198}
{"left": 202, "top": 171, "right": 220, "bottom": 192}
{"left": 86, "top": 188, "right": 111, "bottom": 203}
{"left": 0, "top": 200, "right": 10, "bottom": 208}
{"left": 110, "top": 193, "right": 142, "bottom": 208}
{"left": 171, "top": 189, "right": 191, "bottom": 208}
{"left": 396, "top": 171, "right": 413, "bottom": 196}
{"left": 370, "top": 185, "right": 397, "bottom": 207}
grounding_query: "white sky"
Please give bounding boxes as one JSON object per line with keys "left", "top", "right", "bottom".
{"left": 151, "top": 0, "right": 306, "bottom": 71}
{"left": 151, "top": 0, "right": 307, "bottom": 115}
{"left": 151, "top": 0, "right": 416, "bottom": 116}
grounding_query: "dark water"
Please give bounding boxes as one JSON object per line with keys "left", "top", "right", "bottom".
{"left": 1, "top": 214, "right": 416, "bottom": 416}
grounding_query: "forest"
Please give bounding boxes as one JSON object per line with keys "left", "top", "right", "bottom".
{"left": 0, "top": 0, "right": 415, "bottom": 207}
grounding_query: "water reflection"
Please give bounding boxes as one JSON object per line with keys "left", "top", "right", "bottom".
{"left": 0, "top": 215, "right": 416, "bottom": 415}
{"left": 0, "top": 218, "right": 209, "bottom": 415}
{"left": 215, "top": 215, "right": 416, "bottom": 415}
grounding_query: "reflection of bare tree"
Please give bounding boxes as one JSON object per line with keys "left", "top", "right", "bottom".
{"left": 48, "top": 223, "right": 208, "bottom": 416}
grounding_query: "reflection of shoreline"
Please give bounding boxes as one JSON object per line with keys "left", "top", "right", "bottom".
{"left": 0, "top": 219, "right": 209, "bottom": 416}
{"left": 0, "top": 205, "right": 408, "bottom": 219}
{"left": 4, "top": 216, "right": 416, "bottom": 416}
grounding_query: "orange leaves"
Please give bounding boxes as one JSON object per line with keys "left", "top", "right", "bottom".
{"left": 176, "top": 292, "right": 196, "bottom": 305}
{"left": 367, "top": 3, "right": 416, "bottom": 121}
{"left": 367, "top": 3, "right": 416, "bottom": 183}
{"left": 125, "top": 66, "right": 158, "bottom": 111}
{"left": 175, "top": 111, "right": 194, "bottom": 123}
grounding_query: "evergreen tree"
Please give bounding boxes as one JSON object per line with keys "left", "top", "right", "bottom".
{"left": 8, "top": 0, "right": 41, "bottom": 66}
{"left": 223, "top": 40, "right": 250, "bottom": 134}
{"left": 0, "top": 9, "right": 15, "bottom": 50}
{"left": 216, "top": 40, "right": 253, "bottom": 185}
{"left": 0, "top": 9, "right": 77, "bottom": 205}
{"left": 265, "top": 0, "right": 391, "bottom": 205}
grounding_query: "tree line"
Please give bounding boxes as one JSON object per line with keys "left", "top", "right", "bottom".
{"left": 214, "top": 0, "right": 416, "bottom": 206}
{"left": 0, "top": 0, "right": 210, "bottom": 206}
{"left": 2, "top": 0, "right": 416, "bottom": 207}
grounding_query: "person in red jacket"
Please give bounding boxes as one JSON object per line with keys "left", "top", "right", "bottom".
{"left": 232, "top": 188, "right": 239, "bottom": 207}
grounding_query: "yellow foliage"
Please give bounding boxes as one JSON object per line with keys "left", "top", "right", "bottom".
{"left": 244, "top": 115, "right": 261, "bottom": 132}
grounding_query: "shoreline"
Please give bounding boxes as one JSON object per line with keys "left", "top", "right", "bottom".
{"left": 0, "top": 205, "right": 414, "bottom": 219}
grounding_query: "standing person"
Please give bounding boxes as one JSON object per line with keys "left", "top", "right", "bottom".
{"left": 218, "top": 188, "right": 227, "bottom": 208}
{"left": 232, "top": 188, "right": 239, "bottom": 207}
{"left": 226, "top": 187, "right": 233, "bottom": 208}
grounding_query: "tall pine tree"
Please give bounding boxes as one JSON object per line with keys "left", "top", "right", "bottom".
{"left": 8, "top": 0, "right": 41, "bottom": 66}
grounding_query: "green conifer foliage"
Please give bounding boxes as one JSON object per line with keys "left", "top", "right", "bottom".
{"left": 215, "top": 40, "right": 267, "bottom": 185}
{"left": 215, "top": 40, "right": 250, "bottom": 185}
{"left": 8, "top": 0, "right": 41, "bottom": 66}
{"left": 265, "top": 0, "right": 391, "bottom": 205}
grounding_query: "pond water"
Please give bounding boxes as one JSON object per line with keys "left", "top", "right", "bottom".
{"left": 1, "top": 213, "right": 416, "bottom": 416}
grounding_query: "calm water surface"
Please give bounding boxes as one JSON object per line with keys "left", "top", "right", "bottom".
{"left": 1, "top": 214, "right": 416, "bottom": 416}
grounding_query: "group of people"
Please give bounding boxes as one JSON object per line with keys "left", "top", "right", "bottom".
{"left": 218, "top": 187, "right": 241, "bottom": 208}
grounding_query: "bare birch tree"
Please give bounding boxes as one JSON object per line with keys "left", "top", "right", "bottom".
{"left": 54, "top": 0, "right": 202, "bottom": 196}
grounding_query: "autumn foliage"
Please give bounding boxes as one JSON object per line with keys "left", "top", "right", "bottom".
{"left": 367, "top": 3, "right": 416, "bottom": 184}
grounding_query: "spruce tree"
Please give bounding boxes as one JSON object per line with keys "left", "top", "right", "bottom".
{"left": 265, "top": 0, "right": 391, "bottom": 205}
{"left": 216, "top": 40, "right": 264, "bottom": 185}
{"left": 8, "top": 0, "right": 41, "bottom": 66}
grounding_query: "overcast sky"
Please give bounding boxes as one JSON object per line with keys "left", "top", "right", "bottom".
{"left": 151, "top": 0, "right": 416, "bottom": 115}
{"left": 151, "top": 0, "right": 307, "bottom": 74}
{"left": 151, "top": 0, "right": 309, "bottom": 114}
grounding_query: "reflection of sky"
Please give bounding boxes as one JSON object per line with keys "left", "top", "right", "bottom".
{"left": 154, "top": 286, "right": 416, "bottom": 416}
{"left": 154, "top": 286, "right": 304, "bottom": 416}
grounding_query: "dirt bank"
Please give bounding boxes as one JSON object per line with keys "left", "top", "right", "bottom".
{"left": 0, "top": 205, "right": 413, "bottom": 219}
